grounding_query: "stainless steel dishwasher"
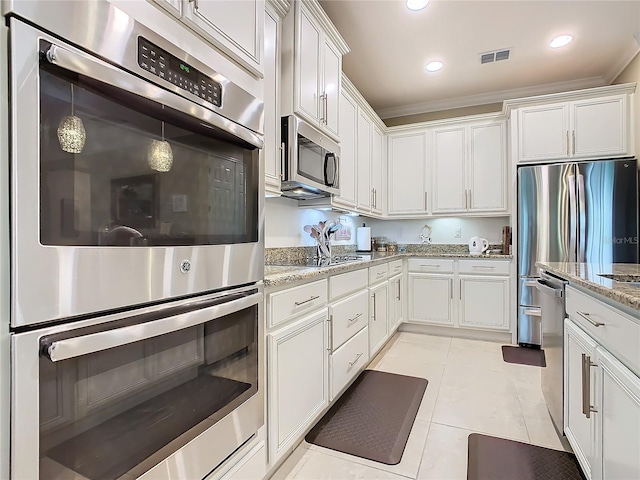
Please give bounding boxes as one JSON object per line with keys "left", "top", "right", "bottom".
{"left": 537, "top": 271, "right": 568, "bottom": 433}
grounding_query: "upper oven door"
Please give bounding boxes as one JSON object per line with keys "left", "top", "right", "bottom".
{"left": 10, "top": 19, "right": 265, "bottom": 327}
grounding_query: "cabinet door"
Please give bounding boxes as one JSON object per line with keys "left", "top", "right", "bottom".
{"left": 184, "top": 0, "right": 264, "bottom": 77}
{"left": 408, "top": 274, "right": 453, "bottom": 325}
{"left": 268, "top": 311, "right": 328, "bottom": 462}
{"left": 322, "top": 40, "right": 341, "bottom": 138}
{"left": 594, "top": 347, "right": 640, "bottom": 480}
{"left": 369, "top": 283, "right": 388, "bottom": 356}
{"left": 297, "top": 8, "right": 321, "bottom": 122}
{"left": 469, "top": 122, "right": 507, "bottom": 212}
{"left": 334, "top": 91, "right": 357, "bottom": 208}
{"left": 388, "top": 132, "right": 427, "bottom": 215}
{"left": 263, "top": 9, "right": 280, "bottom": 194}
{"left": 356, "top": 111, "right": 372, "bottom": 211}
{"left": 389, "top": 274, "right": 403, "bottom": 333}
{"left": 518, "top": 103, "right": 569, "bottom": 162}
{"left": 371, "top": 126, "right": 384, "bottom": 214}
{"left": 459, "top": 276, "right": 509, "bottom": 330}
{"left": 151, "top": 0, "right": 182, "bottom": 18}
{"left": 572, "top": 96, "right": 628, "bottom": 159}
{"left": 564, "top": 319, "right": 597, "bottom": 479}
{"left": 432, "top": 126, "right": 466, "bottom": 213}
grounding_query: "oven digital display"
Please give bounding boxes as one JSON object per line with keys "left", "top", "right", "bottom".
{"left": 137, "top": 37, "right": 221, "bottom": 107}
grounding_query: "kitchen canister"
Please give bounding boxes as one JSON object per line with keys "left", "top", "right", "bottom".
{"left": 356, "top": 224, "right": 372, "bottom": 252}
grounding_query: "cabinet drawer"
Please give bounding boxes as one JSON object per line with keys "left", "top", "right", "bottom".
{"left": 369, "top": 263, "right": 389, "bottom": 284}
{"left": 408, "top": 258, "right": 454, "bottom": 273}
{"left": 269, "top": 280, "right": 328, "bottom": 328}
{"left": 388, "top": 259, "right": 404, "bottom": 276}
{"left": 566, "top": 286, "right": 640, "bottom": 375}
{"left": 458, "top": 259, "right": 510, "bottom": 275}
{"left": 329, "top": 268, "right": 368, "bottom": 301}
{"left": 330, "top": 326, "right": 369, "bottom": 400}
{"left": 330, "top": 290, "right": 368, "bottom": 350}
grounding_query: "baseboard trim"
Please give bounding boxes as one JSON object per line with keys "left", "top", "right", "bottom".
{"left": 399, "top": 323, "right": 513, "bottom": 344}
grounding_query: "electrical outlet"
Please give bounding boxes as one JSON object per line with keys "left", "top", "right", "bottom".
{"left": 454, "top": 227, "right": 462, "bottom": 238}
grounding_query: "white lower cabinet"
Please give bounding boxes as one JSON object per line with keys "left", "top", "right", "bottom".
{"left": 564, "top": 287, "right": 640, "bottom": 480}
{"left": 369, "top": 281, "right": 389, "bottom": 356}
{"left": 389, "top": 273, "right": 404, "bottom": 334}
{"left": 459, "top": 276, "right": 509, "bottom": 330}
{"left": 564, "top": 319, "right": 597, "bottom": 478}
{"left": 407, "top": 258, "right": 511, "bottom": 333}
{"left": 330, "top": 326, "right": 369, "bottom": 400}
{"left": 267, "top": 310, "right": 328, "bottom": 464}
{"left": 409, "top": 274, "right": 453, "bottom": 325}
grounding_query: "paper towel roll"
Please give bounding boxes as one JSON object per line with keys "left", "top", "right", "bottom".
{"left": 357, "top": 226, "right": 371, "bottom": 252}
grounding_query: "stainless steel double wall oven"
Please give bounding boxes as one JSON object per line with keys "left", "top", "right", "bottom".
{"left": 6, "top": 1, "right": 265, "bottom": 478}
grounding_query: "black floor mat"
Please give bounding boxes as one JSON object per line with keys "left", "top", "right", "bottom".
{"left": 305, "top": 369, "right": 428, "bottom": 465}
{"left": 467, "top": 433, "right": 586, "bottom": 480}
{"left": 502, "top": 345, "right": 546, "bottom": 367}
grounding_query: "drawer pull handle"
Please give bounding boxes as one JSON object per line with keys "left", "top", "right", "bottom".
{"left": 377, "top": 272, "right": 385, "bottom": 277}
{"left": 421, "top": 264, "right": 440, "bottom": 268}
{"left": 348, "top": 313, "right": 363, "bottom": 323}
{"left": 294, "top": 295, "right": 320, "bottom": 306}
{"left": 348, "top": 352, "right": 363, "bottom": 368}
{"left": 394, "top": 265, "right": 402, "bottom": 270}
{"left": 472, "top": 265, "right": 496, "bottom": 269}
{"left": 576, "top": 311, "right": 605, "bottom": 327}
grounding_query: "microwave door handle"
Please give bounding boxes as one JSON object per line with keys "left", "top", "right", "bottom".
{"left": 40, "top": 291, "right": 262, "bottom": 362}
{"left": 324, "top": 153, "right": 336, "bottom": 187}
{"left": 44, "top": 44, "right": 263, "bottom": 149}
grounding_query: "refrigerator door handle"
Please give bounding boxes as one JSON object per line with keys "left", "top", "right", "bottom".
{"left": 568, "top": 173, "right": 577, "bottom": 262}
{"left": 577, "top": 173, "right": 587, "bottom": 263}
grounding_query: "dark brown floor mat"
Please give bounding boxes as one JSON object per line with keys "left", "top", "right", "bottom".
{"left": 305, "top": 369, "right": 427, "bottom": 465}
{"left": 467, "top": 433, "right": 586, "bottom": 480}
{"left": 502, "top": 345, "right": 546, "bottom": 367}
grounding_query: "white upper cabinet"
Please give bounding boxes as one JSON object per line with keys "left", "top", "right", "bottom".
{"left": 263, "top": 3, "right": 288, "bottom": 196}
{"left": 432, "top": 126, "right": 466, "bottom": 213}
{"left": 151, "top": 0, "right": 183, "bottom": 18}
{"left": 431, "top": 118, "right": 507, "bottom": 215}
{"left": 334, "top": 90, "right": 357, "bottom": 208}
{"left": 371, "top": 126, "right": 384, "bottom": 215}
{"left": 282, "top": 0, "right": 349, "bottom": 140}
{"left": 356, "top": 110, "right": 372, "bottom": 211}
{"left": 513, "top": 86, "right": 634, "bottom": 163}
{"left": 182, "top": 0, "right": 265, "bottom": 77}
{"left": 387, "top": 131, "right": 428, "bottom": 215}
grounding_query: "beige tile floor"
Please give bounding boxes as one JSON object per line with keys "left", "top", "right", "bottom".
{"left": 272, "top": 332, "right": 571, "bottom": 480}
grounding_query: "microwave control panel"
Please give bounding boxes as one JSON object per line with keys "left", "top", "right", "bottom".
{"left": 137, "top": 37, "right": 222, "bottom": 107}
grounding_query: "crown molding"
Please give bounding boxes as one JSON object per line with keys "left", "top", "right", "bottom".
{"left": 603, "top": 37, "right": 640, "bottom": 84}
{"left": 376, "top": 76, "right": 606, "bottom": 120}
{"left": 300, "top": 0, "right": 350, "bottom": 55}
{"left": 265, "top": 0, "right": 291, "bottom": 19}
{"left": 502, "top": 82, "right": 637, "bottom": 116}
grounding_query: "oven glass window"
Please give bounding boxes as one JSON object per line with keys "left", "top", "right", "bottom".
{"left": 39, "top": 63, "right": 259, "bottom": 247}
{"left": 38, "top": 303, "right": 258, "bottom": 479}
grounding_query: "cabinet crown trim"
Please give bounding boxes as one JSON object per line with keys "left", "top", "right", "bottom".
{"left": 300, "top": 0, "right": 350, "bottom": 55}
{"left": 266, "top": 0, "right": 292, "bottom": 19}
{"left": 503, "top": 82, "right": 636, "bottom": 116}
{"left": 386, "top": 112, "right": 506, "bottom": 134}
{"left": 342, "top": 73, "right": 387, "bottom": 131}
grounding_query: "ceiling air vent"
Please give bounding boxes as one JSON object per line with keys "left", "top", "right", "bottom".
{"left": 479, "top": 48, "right": 511, "bottom": 64}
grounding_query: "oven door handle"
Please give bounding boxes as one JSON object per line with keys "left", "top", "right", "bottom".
{"left": 45, "top": 44, "right": 264, "bottom": 149}
{"left": 41, "top": 291, "right": 262, "bottom": 362}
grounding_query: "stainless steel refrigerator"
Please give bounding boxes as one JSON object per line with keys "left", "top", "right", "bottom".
{"left": 517, "top": 158, "right": 639, "bottom": 346}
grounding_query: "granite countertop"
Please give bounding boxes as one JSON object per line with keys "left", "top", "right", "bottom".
{"left": 536, "top": 261, "right": 640, "bottom": 312}
{"left": 265, "top": 251, "right": 511, "bottom": 288}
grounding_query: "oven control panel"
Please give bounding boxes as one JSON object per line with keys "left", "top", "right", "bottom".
{"left": 137, "top": 37, "right": 222, "bottom": 107}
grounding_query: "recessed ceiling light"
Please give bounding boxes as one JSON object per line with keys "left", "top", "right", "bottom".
{"left": 550, "top": 34, "right": 573, "bottom": 48}
{"left": 407, "top": 0, "right": 429, "bottom": 11}
{"left": 425, "top": 61, "right": 443, "bottom": 72}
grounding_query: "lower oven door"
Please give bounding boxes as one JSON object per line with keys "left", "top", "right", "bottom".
{"left": 11, "top": 285, "right": 264, "bottom": 480}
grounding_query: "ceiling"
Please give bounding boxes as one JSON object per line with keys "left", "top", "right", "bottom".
{"left": 318, "top": 0, "right": 640, "bottom": 121}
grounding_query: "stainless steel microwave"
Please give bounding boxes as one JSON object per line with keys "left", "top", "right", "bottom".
{"left": 280, "top": 115, "right": 340, "bottom": 199}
